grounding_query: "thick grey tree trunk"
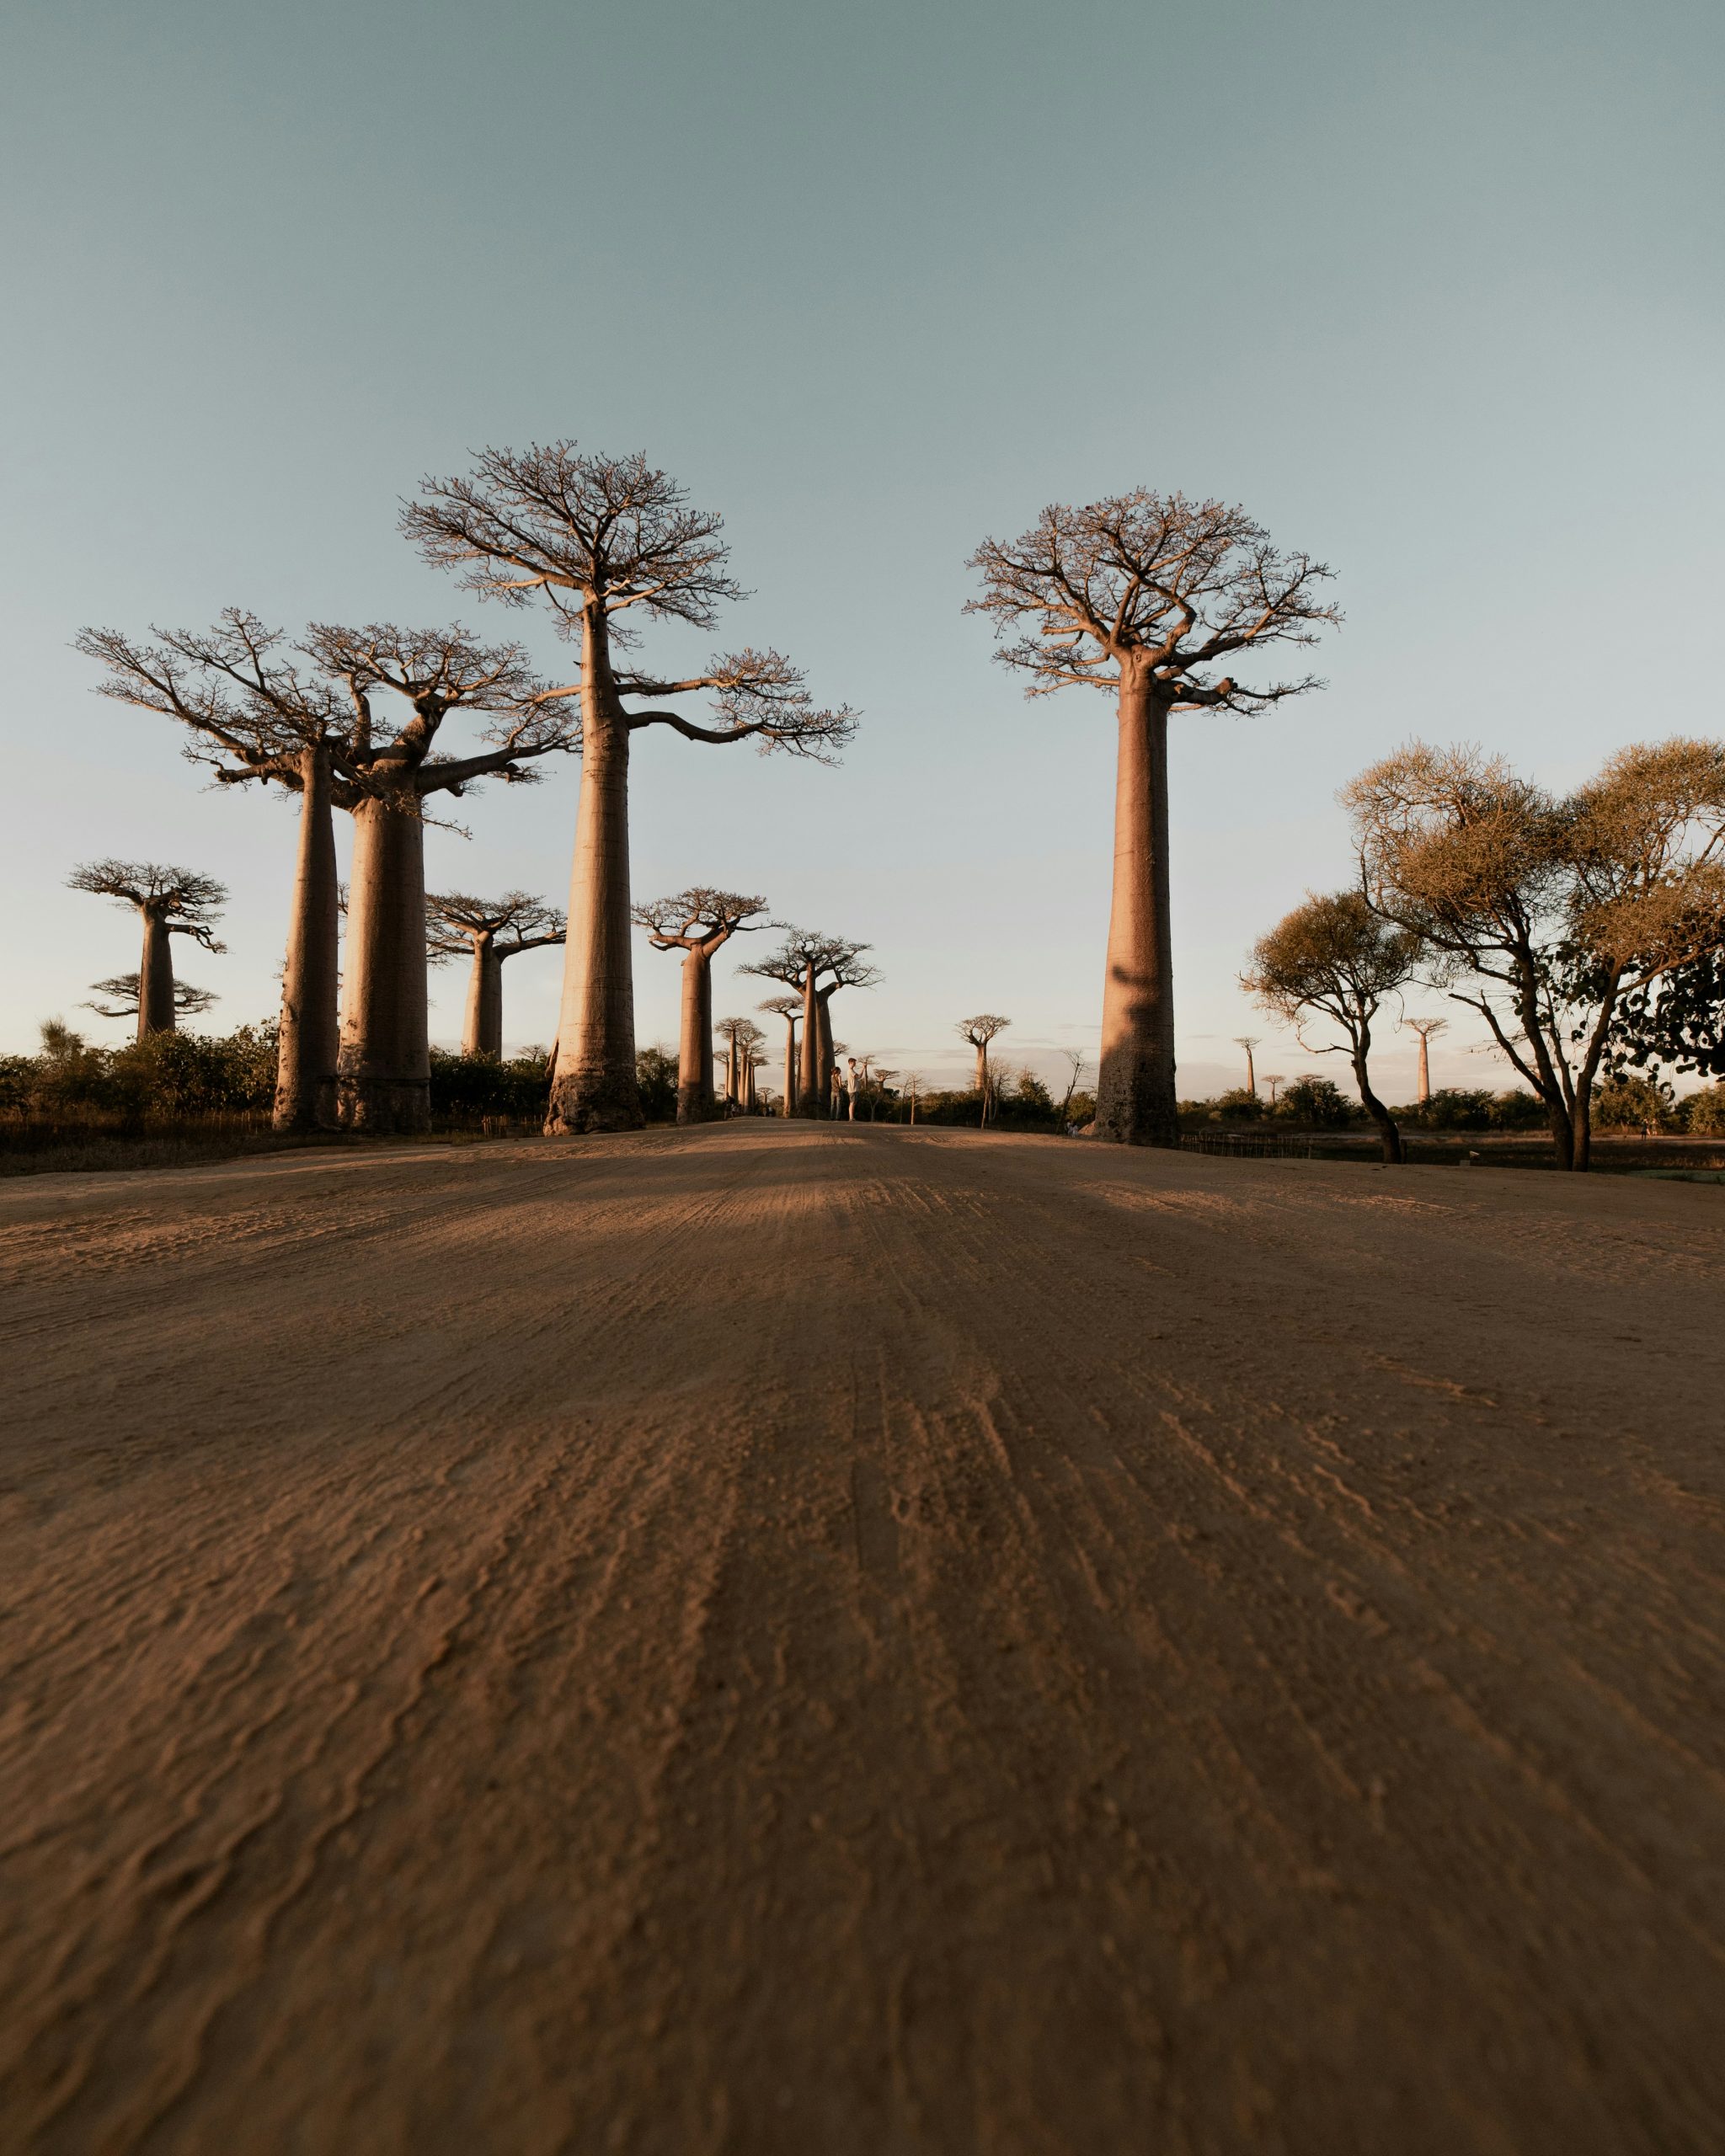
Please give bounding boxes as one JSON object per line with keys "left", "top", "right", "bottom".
{"left": 798, "top": 963, "right": 820, "bottom": 1119}
{"left": 339, "top": 794, "right": 430, "bottom": 1133}
{"left": 548, "top": 626, "right": 644, "bottom": 1133}
{"left": 816, "top": 991, "right": 836, "bottom": 1117}
{"left": 782, "top": 1016, "right": 798, "bottom": 1116}
{"left": 677, "top": 947, "right": 715, "bottom": 1124}
{"left": 1094, "top": 676, "right": 1178, "bottom": 1145}
{"left": 137, "top": 908, "right": 176, "bottom": 1040}
{"left": 1417, "top": 1037, "right": 1430, "bottom": 1102}
{"left": 463, "top": 935, "right": 504, "bottom": 1059}
{"left": 274, "top": 746, "right": 340, "bottom": 1130}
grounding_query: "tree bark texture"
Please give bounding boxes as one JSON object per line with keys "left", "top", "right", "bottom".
{"left": 1417, "top": 1038, "right": 1431, "bottom": 1104}
{"left": 816, "top": 992, "right": 836, "bottom": 1117}
{"left": 782, "top": 1017, "right": 798, "bottom": 1117}
{"left": 547, "top": 638, "right": 644, "bottom": 1133}
{"left": 461, "top": 935, "right": 505, "bottom": 1060}
{"left": 137, "top": 908, "right": 176, "bottom": 1041}
{"left": 1095, "top": 680, "right": 1178, "bottom": 1145}
{"left": 798, "top": 964, "right": 820, "bottom": 1119}
{"left": 275, "top": 749, "right": 340, "bottom": 1130}
{"left": 339, "top": 795, "right": 430, "bottom": 1134}
{"left": 676, "top": 948, "right": 715, "bottom": 1124}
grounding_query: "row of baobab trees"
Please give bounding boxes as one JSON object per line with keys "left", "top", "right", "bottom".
{"left": 76, "top": 438, "right": 1724, "bottom": 1163}
{"left": 72, "top": 441, "right": 1345, "bottom": 1145}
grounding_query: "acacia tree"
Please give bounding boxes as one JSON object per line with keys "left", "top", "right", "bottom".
{"left": 968, "top": 493, "right": 1339, "bottom": 1146}
{"left": 85, "top": 974, "right": 216, "bottom": 1023}
{"left": 758, "top": 995, "right": 801, "bottom": 1116}
{"left": 1242, "top": 891, "right": 1421, "bottom": 1163}
{"left": 742, "top": 930, "right": 877, "bottom": 1118}
{"left": 1403, "top": 1017, "right": 1449, "bottom": 1103}
{"left": 403, "top": 444, "right": 857, "bottom": 1134}
{"left": 633, "top": 888, "right": 767, "bottom": 1123}
{"left": 68, "top": 862, "right": 227, "bottom": 1041}
{"left": 1348, "top": 739, "right": 1725, "bottom": 1171}
{"left": 956, "top": 1013, "right": 1011, "bottom": 1123}
{"left": 426, "top": 892, "right": 566, "bottom": 1060}
{"left": 304, "top": 624, "right": 570, "bottom": 1132}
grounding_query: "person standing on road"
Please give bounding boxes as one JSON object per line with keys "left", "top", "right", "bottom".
{"left": 846, "top": 1058, "right": 861, "bottom": 1122}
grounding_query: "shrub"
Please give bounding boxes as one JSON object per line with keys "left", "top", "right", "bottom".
{"left": 635, "top": 1044, "right": 679, "bottom": 1122}
{"left": 1212, "top": 1086, "right": 1263, "bottom": 1122}
{"left": 1591, "top": 1073, "right": 1677, "bottom": 1134}
{"left": 1275, "top": 1075, "right": 1356, "bottom": 1128}
{"left": 1682, "top": 1083, "right": 1725, "bottom": 1136}
{"left": 427, "top": 1049, "right": 553, "bottom": 1121}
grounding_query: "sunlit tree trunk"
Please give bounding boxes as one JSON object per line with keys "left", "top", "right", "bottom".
{"left": 798, "top": 962, "right": 820, "bottom": 1118}
{"left": 676, "top": 946, "right": 716, "bottom": 1123}
{"left": 462, "top": 932, "right": 504, "bottom": 1059}
{"left": 549, "top": 616, "right": 644, "bottom": 1133}
{"left": 1095, "top": 675, "right": 1178, "bottom": 1145}
{"left": 136, "top": 906, "right": 177, "bottom": 1040}
{"left": 339, "top": 795, "right": 430, "bottom": 1133}
{"left": 816, "top": 990, "right": 836, "bottom": 1117}
{"left": 1416, "top": 1035, "right": 1431, "bottom": 1103}
{"left": 781, "top": 1014, "right": 798, "bottom": 1116}
{"left": 275, "top": 744, "right": 340, "bottom": 1130}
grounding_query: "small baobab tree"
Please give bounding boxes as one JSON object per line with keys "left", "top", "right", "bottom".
{"left": 633, "top": 888, "right": 768, "bottom": 1123}
{"left": 85, "top": 974, "right": 216, "bottom": 1024}
{"left": 426, "top": 892, "right": 566, "bottom": 1060}
{"left": 957, "top": 1013, "right": 1011, "bottom": 1123}
{"left": 68, "top": 862, "right": 227, "bottom": 1041}
{"left": 1262, "top": 1072, "right": 1285, "bottom": 1107}
{"left": 714, "top": 1016, "right": 766, "bottom": 1113}
{"left": 743, "top": 930, "right": 878, "bottom": 1118}
{"left": 305, "top": 624, "right": 570, "bottom": 1132}
{"left": 1403, "top": 1016, "right": 1449, "bottom": 1103}
{"left": 1234, "top": 1036, "right": 1260, "bottom": 1095}
{"left": 1242, "top": 891, "right": 1423, "bottom": 1163}
{"left": 758, "top": 995, "right": 802, "bottom": 1116}
{"left": 968, "top": 493, "right": 1339, "bottom": 1147}
{"left": 403, "top": 444, "right": 857, "bottom": 1134}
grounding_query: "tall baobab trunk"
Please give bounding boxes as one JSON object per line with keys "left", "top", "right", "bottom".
{"left": 462, "top": 932, "right": 505, "bottom": 1059}
{"left": 275, "top": 745, "right": 340, "bottom": 1130}
{"left": 798, "top": 962, "right": 820, "bottom": 1119}
{"left": 136, "top": 906, "right": 177, "bottom": 1040}
{"left": 816, "top": 991, "right": 836, "bottom": 1116}
{"left": 549, "top": 626, "right": 643, "bottom": 1133}
{"left": 781, "top": 1014, "right": 798, "bottom": 1116}
{"left": 972, "top": 1041, "right": 989, "bottom": 1093}
{"left": 1095, "top": 678, "right": 1178, "bottom": 1146}
{"left": 677, "top": 947, "right": 716, "bottom": 1123}
{"left": 339, "top": 795, "right": 430, "bottom": 1134}
{"left": 744, "top": 1055, "right": 757, "bottom": 1111}
{"left": 1417, "top": 1034, "right": 1431, "bottom": 1102}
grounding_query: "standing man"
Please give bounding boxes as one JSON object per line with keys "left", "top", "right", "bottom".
{"left": 846, "top": 1058, "right": 861, "bottom": 1122}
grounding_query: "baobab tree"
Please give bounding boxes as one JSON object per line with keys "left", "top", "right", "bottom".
{"left": 403, "top": 444, "right": 857, "bottom": 1134}
{"left": 1348, "top": 739, "right": 1725, "bottom": 1170}
{"left": 304, "top": 623, "right": 571, "bottom": 1131}
{"left": 1243, "top": 891, "right": 1423, "bottom": 1162}
{"left": 426, "top": 892, "right": 566, "bottom": 1060}
{"left": 1234, "top": 1037, "right": 1261, "bottom": 1095}
{"left": 714, "top": 1017, "right": 766, "bottom": 1112}
{"left": 743, "top": 930, "right": 878, "bottom": 1118}
{"left": 968, "top": 493, "right": 1339, "bottom": 1146}
{"left": 633, "top": 888, "right": 768, "bottom": 1122}
{"left": 758, "top": 995, "right": 802, "bottom": 1116}
{"left": 1262, "top": 1072, "right": 1285, "bottom": 1107}
{"left": 956, "top": 1013, "right": 1011, "bottom": 1125}
{"left": 85, "top": 974, "right": 216, "bottom": 1023}
{"left": 68, "top": 862, "right": 227, "bottom": 1041}
{"left": 1403, "top": 1017, "right": 1449, "bottom": 1103}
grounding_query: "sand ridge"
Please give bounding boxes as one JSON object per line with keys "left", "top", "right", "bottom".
{"left": 3, "top": 1125, "right": 1723, "bottom": 2153}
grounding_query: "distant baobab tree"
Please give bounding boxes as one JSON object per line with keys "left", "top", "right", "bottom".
{"left": 714, "top": 1016, "right": 766, "bottom": 1112}
{"left": 85, "top": 974, "right": 216, "bottom": 1024}
{"left": 68, "top": 862, "right": 227, "bottom": 1042}
{"left": 404, "top": 444, "right": 857, "bottom": 1134}
{"left": 743, "top": 930, "right": 879, "bottom": 1118}
{"left": 634, "top": 888, "right": 767, "bottom": 1123}
{"left": 1234, "top": 1036, "right": 1260, "bottom": 1094}
{"left": 306, "top": 624, "right": 571, "bottom": 1132}
{"left": 426, "top": 892, "right": 566, "bottom": 1060}
{"left": 968, "top": 493, "right": 1339, "bottom": 1147}
{"left": 76, "top": 612, "right": 566, "bottom": 1132}
{"left": 758, "top": 995, "right": 802, "bottom": 1115}
{"left": 1403, "top": 1016, "right": 1449, "bottom": 1103}
{"left": 956, "top": 1013, "right": 1011, "bottom": 1124}
{"left": 1262, "top": 1072, "right": 1285, "bottom": 1107}
{"left": 1243, "top": 890, "right": 1421, "bottom": 1163}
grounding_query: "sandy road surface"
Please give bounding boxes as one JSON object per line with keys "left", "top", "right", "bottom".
{"left": 3, "top": 1125, "right": 1724, "bottom": 2155}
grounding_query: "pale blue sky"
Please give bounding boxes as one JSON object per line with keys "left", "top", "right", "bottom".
{"left": 3, "top": 0, "right": 1721, "bottom": 1096}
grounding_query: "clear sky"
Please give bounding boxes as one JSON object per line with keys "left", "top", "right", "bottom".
{"left": 3, "top": 0, "right": 1721, "bottom": 1098}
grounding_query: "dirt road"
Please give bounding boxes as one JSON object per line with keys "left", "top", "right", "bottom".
{"left": 3, "top": 1124, "right": 1723, "bottom": 2153}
